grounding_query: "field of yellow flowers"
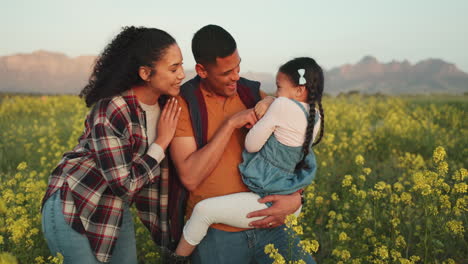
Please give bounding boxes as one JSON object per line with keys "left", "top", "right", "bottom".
{"left": 0, "top": 94, "right": 466, "bottom": 264}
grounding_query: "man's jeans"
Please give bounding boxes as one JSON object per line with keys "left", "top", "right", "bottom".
{"left": 41, "top": 191, "right": 137, "bottom": 264}
{"left": 191, "top": 226, "right": 316, "bottom": 264}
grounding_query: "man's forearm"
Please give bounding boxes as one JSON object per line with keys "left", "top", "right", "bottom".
{"left": 177, "top": 119, "right": 236, "bottom": 190}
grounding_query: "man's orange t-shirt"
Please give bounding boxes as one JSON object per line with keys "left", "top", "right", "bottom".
{"left": 174, "top": 84, "right": 266, "bottom": 232}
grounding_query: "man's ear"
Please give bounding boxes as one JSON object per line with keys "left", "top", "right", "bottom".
{"left": 195, "top": 63, "right": 208, "bottom": 79}
{"left": 138, "top": 66, "right": 151, "bottom": 82}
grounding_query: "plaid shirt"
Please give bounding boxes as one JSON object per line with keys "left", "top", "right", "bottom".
{"left": 42, "top": 90, "right": 173, "bottom": 263}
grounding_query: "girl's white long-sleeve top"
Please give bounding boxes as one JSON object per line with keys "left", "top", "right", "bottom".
{"left": 245, "top": 97, "right": 321, "bottom": 153}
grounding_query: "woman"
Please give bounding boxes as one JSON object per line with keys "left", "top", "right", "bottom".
{"left": 41, "top": 26, "right": 185, "bottom": 264}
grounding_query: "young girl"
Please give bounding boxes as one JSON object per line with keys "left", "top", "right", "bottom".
{"left": 41, "top": 26, "right": 185, "bottom": 264}
{"left": 174, "top": 57, "right": 325, "bottom": 261}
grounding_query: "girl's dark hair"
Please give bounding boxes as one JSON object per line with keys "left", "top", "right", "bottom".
{"left": 191, "top": 24, "right": 237, "bottom": 65}
{"left": 278, "top": 57, "right": 325, "bottom": 170}
{"left": 80, "top": 26, "right": 176, "bottom": 107}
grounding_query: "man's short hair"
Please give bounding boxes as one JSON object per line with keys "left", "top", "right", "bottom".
{"left": 192, "top": 24, "right": 237, "bottom": 65}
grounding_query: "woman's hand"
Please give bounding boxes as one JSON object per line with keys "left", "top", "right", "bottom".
{"left": 254, "top": 96, "right": 275, "bottom": 119}
{"left": 155, "top": 97, "right": 181, "bottom": 150}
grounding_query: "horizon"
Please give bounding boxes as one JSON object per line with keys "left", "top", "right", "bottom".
{"left": 2, "top": 0, "right": 467, "bottom": 74}
{"left": 3, "top": 49, "right": 466, "bottom": 75}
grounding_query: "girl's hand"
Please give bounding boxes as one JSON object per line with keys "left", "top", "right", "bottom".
{"left": 254, "top": 96, "right": 275, "bottom": 119}
{"left": 227, "top": 108, "right": 258, "bottom": 129}
{"left": 155, "top": 98, "right": 181, "bottom": 150}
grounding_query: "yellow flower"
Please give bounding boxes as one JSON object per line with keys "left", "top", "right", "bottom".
{"left": 34, "top": 256, "right": 45, "bottom": 264}
{"left": 49, "top": 253, "right": 64, "bottom": 264}
{"left": 363, "top": 167, "right": 372, "bottom": 175}
{"left": 400, "top": 192, "right": 412, "bottom": 205}
{"left": 437, "top": 161, "right": 449, "bottom": 175}
{"left": 443, "top": 258, "right": 456, "bottom": 264}
{"left": 391, "top": 218, "right": 400, "bottom": 228}
{"left": 433, "top": 146, "right": 446, "bottom": 163}
{"left": 299, "top": 239, "right": 319, "bottom": 254}
{"left": 453, "top": 183, "right": 467, "bottom": 194}
{"left": 332, "top": 249, "right": 351, "bottom": 261}
{"left": 390, "top": 249, "right": 402, "bottom": 261}
{"left": 285, "top": 214, "right": 298, "bottom": 228}
{"left": 315, "top": 196, "right": 324, "bottom": 205}
{"left": 399, "top": 258, "right": 411, "bottom": 264}
{"left": 357, "top": 190, "right": 367, "bottom": 199}
{"left": 393, "top": 182, "right": 404, "bottom": 192}
{"left": 16, "top": 161, "right": 28, "bottom": 171}
{"left": 363, "top": 228, "right": 373, "bottom": 237}
{"left": 264, "top": 244, "right": 285, "bottom": 264}
{"left": 445, "top": 220, "right": 464, "bottom": 235}
{"left": 342, "top": 175, "right": 353, "bottom": 187}
{"left": 396, "top": 235, "right": 406, "bottom": 248}
{"left": 339, "top": 232, "right": 350, "bottom": 241}
{"left": 374, "top": 181, "right": 387, "bottom": 191}
{"left": 292, "top": 225, "right": 303, "bottom": 235}
{"left": 373, "top": 245, "right": 389, "bottom": 259}
{"left": 264, "top": 243, "right": 275, "bottom": 254}
{"left": 390, "top": 194, "right": 400, "bottom": 204}
{"left": 331, "top": 193, "right": 339, "bottom": 201}
{"left": 458, "top": 168, "right": 467, "bottom": 180}
{"left": 336, "top": 214, "right": 343, "bottom": 221}
{"left": 439, "top": 195, "right": 451, "bottom": 209}
{"left": 453, "top": 197, "right": 467, "bottom": 216}
{"left": 355, "top": 155, "right": 365, "bottom": 165}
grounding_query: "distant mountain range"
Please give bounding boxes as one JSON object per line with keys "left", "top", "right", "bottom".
{"left": 325, "top": 56, "right": 468, "bottom": 95}
{"left": 1, "top": 51, "right": 467, "bottom": 95}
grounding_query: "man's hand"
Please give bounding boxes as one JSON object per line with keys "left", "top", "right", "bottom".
{"left": 228, "top": 108, "right": 258, "bottom": 129}
{"left": 254, "top": 96, "right": 275, "bottom": 119}
{"left": 170, "top": 105, "right": 258, "bottom": 191}
{"left": 247, "top": 192, "right": 301, "bottom": 228}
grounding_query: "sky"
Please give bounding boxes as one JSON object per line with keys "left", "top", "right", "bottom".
{"left": 2, "top": 0, "right": 467, "bottom": 74}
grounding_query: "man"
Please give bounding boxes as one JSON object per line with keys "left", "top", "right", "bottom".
{"left": 169, "top": 24, "right": 314, "bottom": 263}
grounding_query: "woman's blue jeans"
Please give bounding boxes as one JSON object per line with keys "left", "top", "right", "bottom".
{"left": 41, "top": 191, "right": 137, "bottom": 264}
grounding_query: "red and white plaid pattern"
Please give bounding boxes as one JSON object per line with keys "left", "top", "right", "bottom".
{"left": 42, "top": 90, "right": 170, "bottom": 263}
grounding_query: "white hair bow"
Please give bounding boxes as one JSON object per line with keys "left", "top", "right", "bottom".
{"left": 298, "top": 69, "right": 306, "bottom": 85}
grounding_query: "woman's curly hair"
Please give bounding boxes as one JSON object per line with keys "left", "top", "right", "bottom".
{"left": 80, "top": 26, "right": 176, "bottom": 107}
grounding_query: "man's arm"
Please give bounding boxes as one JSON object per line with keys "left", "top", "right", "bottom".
{"left": 170, "top": 108, "right": 258, "bottom": 191}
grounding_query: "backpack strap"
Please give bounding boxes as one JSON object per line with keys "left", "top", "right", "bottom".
{"left": 237, "top": 77, "right": 261, "bottom": 109}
